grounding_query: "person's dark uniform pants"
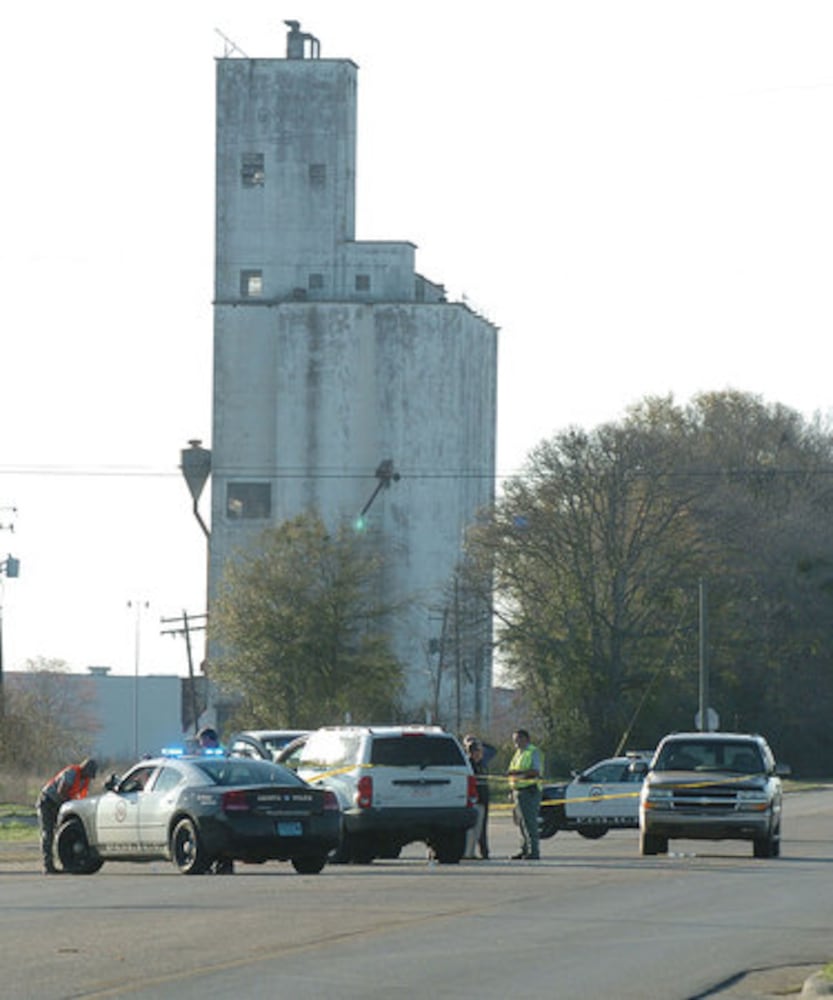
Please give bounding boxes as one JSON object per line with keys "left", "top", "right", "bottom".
{"left": 37, "top": 794, "right": 60, "bottom": 872}
{"left": 514, "top": 785, "right": 541, "bottom": 859}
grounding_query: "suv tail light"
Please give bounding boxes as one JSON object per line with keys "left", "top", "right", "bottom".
{"left": 322, "top": 789, "right": 340, "bottom": 812}
{"left": 467, "top": 774, "right": 478, "bottom": 807}
{"left": 356, "top": 775, "right": 373, "bottom": 809}
{"left": 222, "top": 790, "right": 250, "bottom": 813}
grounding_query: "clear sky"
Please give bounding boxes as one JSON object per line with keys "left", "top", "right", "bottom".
{"left": 2, "top": 1, "right": 832, "bottom": 679}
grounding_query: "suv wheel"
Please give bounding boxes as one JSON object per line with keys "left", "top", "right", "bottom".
{"left": 431, "top": 830, "right": 465, "bottom": 864}
{"left": 332, "top": 834, "right": 376, "bottom": 865}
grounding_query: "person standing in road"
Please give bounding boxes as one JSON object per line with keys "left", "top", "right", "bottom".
{"left": 36, "top": 758, "right": 98, "bottom": 874}
{"left": 508, "top": 729, "right": 542, "bottom": 860}
{"left": 463, "top": 737, "right": 490, "bottom": 859}
{"left": 195, "top": 727, "right": 234, "bottom": 874}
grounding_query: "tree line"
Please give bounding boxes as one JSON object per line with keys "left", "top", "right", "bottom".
{"left": 465, "top": 390, "right": 833, "bottom": 776}
{"left": 208, "top": 389, "right": 833, "bottom": 777}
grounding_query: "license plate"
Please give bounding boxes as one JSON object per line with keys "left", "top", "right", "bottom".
{"left": 277, "top": 821, "right": 302, "bottom": 837}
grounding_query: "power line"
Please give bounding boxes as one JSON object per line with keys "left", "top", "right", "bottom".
{"left": 3, "top": 462, "right": 833, "bottom": 482}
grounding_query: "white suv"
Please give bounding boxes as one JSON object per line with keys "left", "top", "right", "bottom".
{"left": 290, "top": 725, "right": 478, "bottom": 864}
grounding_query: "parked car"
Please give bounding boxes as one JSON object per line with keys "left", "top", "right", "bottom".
{"left": 228, "top": 730, "right": 310, "bottom": 761}
{"left": 636, "top": 732, "right": 789, "bottom": 858}
{"left": 286, "top": 725, "right": 478, "bottom": 864}
{"left": 54, "top": 752, "right": 341, "bottom": 875}
{"left": 538, "top": 752, "right": 652, "bottom": 839}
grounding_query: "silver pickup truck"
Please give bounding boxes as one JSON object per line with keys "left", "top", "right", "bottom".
{"left": 635, "top": 731, "right": 789, "bottom": 858}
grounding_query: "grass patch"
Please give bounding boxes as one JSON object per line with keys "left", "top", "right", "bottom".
{"left": 0, "top": 820, "right": 38, "bottom": 842}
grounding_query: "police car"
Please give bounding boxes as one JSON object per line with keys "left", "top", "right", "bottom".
{"left": 539, "top": 752, "right": 651, "bottom": 839}
{"left": 54, "top": 751, "right": 341, "bottom": 875}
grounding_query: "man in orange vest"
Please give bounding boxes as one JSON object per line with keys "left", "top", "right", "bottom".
{"left": 36, "top": 758, "right": 98, "bottom": 874}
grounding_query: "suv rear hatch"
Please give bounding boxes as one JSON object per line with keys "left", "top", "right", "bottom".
{"left": 368, "top": 734, "right": 471, "bottom": 809}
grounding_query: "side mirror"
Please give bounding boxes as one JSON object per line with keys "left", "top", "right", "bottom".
{"left": 104, "top": 773, "right": 120, "bottom": 792}
{"left": 629, "top": 760, "right": 648, "bottom": 778}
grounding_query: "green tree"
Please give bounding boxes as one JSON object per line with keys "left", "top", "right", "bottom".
{"left": 209, "top": 513, "right": 404, "bottom": 729}
{"left": 469, "top": 414, "right": 710, "bottom": 766}
{"left": 679, "top": 391, "right": 833, "bottom": 771}
{"left": 470, "top": 390, "right": 833, "bottom": 774}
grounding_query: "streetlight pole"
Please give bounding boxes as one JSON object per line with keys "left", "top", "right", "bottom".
{"left": 0, "top": 505, "right": 19, "bottom": 719}
{"left": 180, "top": 439, "right": 212, "bottom": 726}
{"left": 128, "top": 599, "right": 149, "bottom": 757}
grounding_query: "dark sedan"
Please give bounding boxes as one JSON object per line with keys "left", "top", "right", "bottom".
{"left": 54, "top": 753, "right": 341, "bottom": 875}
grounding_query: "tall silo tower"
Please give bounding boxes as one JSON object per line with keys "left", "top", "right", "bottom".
{"left": 210, "top": 23, "right": 497, "bottom": 725}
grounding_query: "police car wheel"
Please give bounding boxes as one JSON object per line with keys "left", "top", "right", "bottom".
{"left": 55, "top": 817, "right": 104, "bottom": 874}
{"left": 291, "top": 854, "right": 327, "bottom": 874}
{"left": 577, "top": 825, "right": 608, "bottom": 840}
{"left": 171, "top": 818, "right": 210, "bottom": 875}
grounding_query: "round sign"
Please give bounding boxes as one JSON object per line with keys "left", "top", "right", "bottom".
{"left": 694, "top": 707, "right": 719, "bottom": 732}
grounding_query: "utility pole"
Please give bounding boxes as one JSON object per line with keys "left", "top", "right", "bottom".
{"left": 161, "top": 611, "right": 207, "bottom": 735}
{"left": 0, "top": 507, "right": 19, "bottom": 720}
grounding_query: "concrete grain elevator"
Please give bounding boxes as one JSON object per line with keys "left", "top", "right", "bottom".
{"left": 209, "top": 22, "right": 497, "bottom": 725}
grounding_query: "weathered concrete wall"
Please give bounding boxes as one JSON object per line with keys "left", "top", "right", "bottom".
{"left": 211, "top": 301, "right": 496, "bottom": 720}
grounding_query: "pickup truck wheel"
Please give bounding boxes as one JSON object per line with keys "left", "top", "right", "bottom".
{"left": 639, "top": 830, "right": 668, "bottom": 855}
{"left": 55, "top": 817, "right": 104, "bottom": 874}
{"left": 753, "top": 829, "right": 780, "bottom": 859}
{"left": 577, "top": 825, "right": 608, "bottom": 840}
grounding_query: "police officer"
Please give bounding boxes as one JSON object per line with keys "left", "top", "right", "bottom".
{"left": 508, "top": 729, "right": 542, "bottom": 860}
{"left": 196, "top": 727, "right": 234, "bottom": 874}
{"left": 37, "top": 758, "right": 98, "bottom": 874}
{"left": 197, "top": 726, "right": 220, "bottom": 750}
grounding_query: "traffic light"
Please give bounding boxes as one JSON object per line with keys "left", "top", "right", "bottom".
{"left": 4, "top": 555, "right": 19, "bottom": 578}
{"left": 353, "top": 514, "right": 367, "bottom": 533}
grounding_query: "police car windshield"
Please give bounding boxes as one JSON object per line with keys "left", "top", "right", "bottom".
{"left": 193, "top": 758, "right": 306, "bottom": 787}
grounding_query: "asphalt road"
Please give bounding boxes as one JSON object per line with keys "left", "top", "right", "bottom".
{"left": 2, "top": 790, "right": 832, "bottom": 999}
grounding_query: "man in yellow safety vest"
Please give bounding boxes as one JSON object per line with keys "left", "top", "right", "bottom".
{"left": 508, "top": 729, "right": 542, "bottom": 860}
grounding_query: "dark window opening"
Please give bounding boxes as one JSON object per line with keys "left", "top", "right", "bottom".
{"left": 308, "top": 273, "right": 325, "bottom": 290}
{"left": 241, "top": 153, "right": 265, "bottom": 187}
{"left": 227, "top": 482, "right": 271, "bottom": 520}
{"left": 309, "top": 163, "right": 326, "bottom": 187}
{"left": 240, "top": 270, "right": 263, "bottom": 297}
{"left": 355, "top": 274, "right": 371, "bottom": 292}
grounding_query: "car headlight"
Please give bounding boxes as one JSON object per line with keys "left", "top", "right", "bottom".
{"left": 643, "top": 787, "right": 673, "bottom": 809}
